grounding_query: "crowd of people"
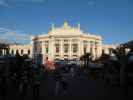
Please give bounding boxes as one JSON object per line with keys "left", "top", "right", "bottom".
{"left": 0, "top": 46, "right": 133, "bottom": 99}
{"left": 97, "top": 47, "right": 133, "bottom": 96}
{"left": 0, "top": 53, "right": 43, "bottom": 100}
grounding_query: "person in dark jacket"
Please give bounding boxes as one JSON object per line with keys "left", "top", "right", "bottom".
{"left": 61, "top": 77, "right": 68, "bottom": 95}
{"left": 33, "top": 70, "right": 41, "bottom": 100}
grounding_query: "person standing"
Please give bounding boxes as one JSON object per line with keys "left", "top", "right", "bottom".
{"left": 33, "top": 70, "right": 41, "bottom": 100}
{"left": 60, "top": 77, "right": 68, "bottom": 95}
{"left": 20, "top": 71, "right": 28, "bottom": 100}
{"left": 70, "top": 67, "right": 74, "bottom": 78}
{"left": 44, "top": 57, "right": 55, "bottom": 71}
{"left": 54, "top": 71, "right": 61, "bottom": 96}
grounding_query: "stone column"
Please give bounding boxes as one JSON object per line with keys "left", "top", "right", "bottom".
{"left": 92, "top": 45, "right": 95, "bottom": 60}
{"left": 95, "top": 43, "right": 98, "bottom": 58}
{"left": 42, "top": 41, "right": 45, "bottom": 64}
{"left": 78, "top": 39, "right": 81, "bottom": 58}
{"left": 2, "top": 49, "right": 4, "bottom": 55}
{"left": 14, "top": 50, "right": 16, "bottom": 55}
{"left": 96, "top": 42, "right": 100, "bottom": 58}
{"left": 49, "top": 37, "right": 54, "bottom": 61}
{"left": 69, "top": 39, "right": 72, "bottom": 59}
{"left": 60, "top": 39, "right": 63, "bottom": 59}
{"left": 48, "top": 39, "right": 51, "bottom": 60}
{"left": 80, "top": 40, "right": 84, "bottom": 56}
{"left": 99, "top": 41, "right": 102, "bottom": 57}
{"left": 32, "top": 41, "right": 35, "bottom": 59}
{"left": 29, "top": 41, "right": 33, "bottom": 58}
{"left": 87, "top": 41, "right": 90, "bottom": 53}
{"left": 51, "top": 37, "right": 55, "bottom": 60}
{"left": 29, "top": 46, "right": 32, "bottom": 58}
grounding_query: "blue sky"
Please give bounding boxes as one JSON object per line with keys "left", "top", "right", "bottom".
{"left": 0, "top": 0, "right": 133, "bottom": 44}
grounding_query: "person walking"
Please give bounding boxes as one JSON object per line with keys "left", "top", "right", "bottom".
{"left": 70, "top": 67, "right": 74, "bottom": 78}
{"left": 54, "top": 72, "right": 61, "bottom": 96}
{"left": 19, "top": 71, "right": 28, "bottom": 100}
{"left": 55, "top": 78, "right": 60, "bottom": 96}
{"left": 0, "top": 76, "right": 6, "bottom": 100}
{"left": 60, "top": 77, "right": 68, "bottom": 95}
{"left": 33, "top": 69, "right": 41, "bottom": 100}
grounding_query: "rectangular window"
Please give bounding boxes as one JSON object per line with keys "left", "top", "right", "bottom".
{"left": 90, "top": 47, "right": 93, "bottom": 54}
{"left": 90, "top": 41, "right": 94, "bottom": 46}
{"left": 55, "top": 44, "right": 60, "bottom": 53}
{"left": 73, "top": 44, "right": 78, "bottom": 53}
{"left": 102, "top": 49, "right": 105, "bottom": 54}
{"left": 64, "top": 40, "right": 68, "bottom": 42}
{"left": 64, "top": 44, "right": 69, "bottom": 53}
{"left": 83, "top": 40, "right": 88, "bottom": 44}
{"left": 83, "top": 41, "right": 88, "bottom": 54}
{"left": 34, "top": 42, "right": 37, "bottom": 52}
{"left": 45, "top": 41, "right": 49, "bottom": 54}
{"left": 46, "top": 46, "right": 49, "bottom": 53}
{"left": 84, "top": 46, "right": 87, "bottom": 54}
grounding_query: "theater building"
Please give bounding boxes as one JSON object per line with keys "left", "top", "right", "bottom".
{"left": 32, "top": 21, "right": 103, "bottom": 63}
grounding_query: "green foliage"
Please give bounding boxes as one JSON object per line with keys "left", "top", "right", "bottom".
{"left": 112, "top": 47, "right": 126, "bottom": 59}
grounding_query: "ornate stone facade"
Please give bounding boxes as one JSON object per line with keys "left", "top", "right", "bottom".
{"left": 32, "top": 22, "right": 103, "bottom": 63}
{"left": 9, "top": 44, "right": 32, "bottom": 58}
{"left": 5, "top": 22, "right": 118, "bottom": 64}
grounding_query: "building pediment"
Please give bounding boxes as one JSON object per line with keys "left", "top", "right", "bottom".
{"left": 49, "top": 28, "right": 83, "bottom": 36}
{"left": 48, "top": 21, "right": 83, "bottom": 36}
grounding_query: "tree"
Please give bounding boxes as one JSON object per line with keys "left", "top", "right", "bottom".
{"left": 80, "top": 53, "right": 91, "bottom": 70}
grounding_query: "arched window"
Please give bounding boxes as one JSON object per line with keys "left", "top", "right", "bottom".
{"left": 0, "top": 50, "right": 2, "bottom": 55}
{"left": 28, "top": 49, "right": 30, "bottom": 55}
{"left": 109, "top": 48, "right": 112, "bottom": 55}
{"left": 15, "top": 49, "right": 20, "bottom": 56}
{"left": 21, "top": 49, "right": 23, "bottom": 55}
{"left": 102, "top": 49, "right": 105, "bottom": 54}
{"left": 11, "top": 50, "right": 14, "bottom": 55}
{"left": 16, "top": 50, "right": 19, "bottom": 54}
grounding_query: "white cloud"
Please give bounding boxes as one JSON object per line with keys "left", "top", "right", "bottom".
{"left": 0, "top": 0, "right": 45, "bottom": 7}
{"left": 0, "top": 28, "right": 31, "bottom": 44}
{"left": 0, "top": 0, "right": 9, "bottom": 7}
